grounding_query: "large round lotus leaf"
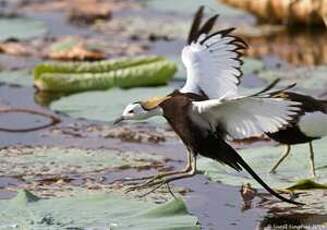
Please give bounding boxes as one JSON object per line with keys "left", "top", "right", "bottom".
{"left": 50, "top": 85, "right": 175, "bottom": 123}
{"left": 197, "top": 137, "right": 327, "bottom": 189}
{"left": 0, "top": 17, "right": 46, "bottom": 41}
{"left": 0, "top": 190, "right": 199, "bottom": 229}
{"left": 257, "top": 66, "right": 327, "bottom": 93}
{"left": 0, "top": 146, "right": 165, "bottom": 181}
{"left": 0, "top": 70, "right": 32, "bottom": 86}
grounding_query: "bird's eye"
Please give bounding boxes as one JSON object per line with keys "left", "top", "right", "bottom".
{"left": 128, "top": 110, "right": 133, "bottom": 114}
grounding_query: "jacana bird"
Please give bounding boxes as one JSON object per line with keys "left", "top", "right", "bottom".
{"left": 114, "top": 6, "right": 303, "bottom": 205}
{"left": 266, "top": 92, "right": 327, "bottom": 177}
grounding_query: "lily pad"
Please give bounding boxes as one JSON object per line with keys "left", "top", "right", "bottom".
{"left": 286, "top": 179, "right": 327, "bottom": 191}
{"left": 197, "top": 137, "right": 327, "bottom": 189}
{"left": 0, "top": 17, "right": 46, "bottom": 41}
{"left": 257, "top": 65, "right": 327, "bottom": 93}
{"left": 0, "top": 146, "right": 165, "bottom": 181}
{"left": 242, "top": 58, "right": 265, "bottom": 75}
{"left": 50, "top": 85, "right": 175, "bottom": 123}
{"left": 0, "top": 190, "right": 199, "bottom": 229}
{"left": 0, "top": 70, "right": 32, "bottom": 86}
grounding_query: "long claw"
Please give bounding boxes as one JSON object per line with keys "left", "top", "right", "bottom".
{"left": 166, "top": 183, "right": 177, "bottom": 199}
{"left": 139, "top": 182, "right": 166, "bottom": 197}
{"left": 122, "top": 152, "right": 196, "bottom": 196}
{"left": 111, "top": 175, "right": 154, "bottom": 184}
{"left": 124, "top": 180, "right": 158, "bottom": 194}
{"left": 309, "top": 142, "right": 316, "bottom": 177}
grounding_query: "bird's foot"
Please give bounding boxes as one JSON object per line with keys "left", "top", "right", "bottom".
{"left": 113, "top": 170, "right": 189, "bottom": 186}
{"left": 125, "top": 180, "right": 167, "bottom": 196}
{"left": 111, "top": 175, "right": 158, "bottom": 185}
{"left": 124, "top": 175, "right": 169, "bottom": 193}
{"left": 125, "top": 172, "right": 195, "bottom": 195}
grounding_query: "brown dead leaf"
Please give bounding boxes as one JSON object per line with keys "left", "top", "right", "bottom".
{"left": 48, "top": 45, "right": 105, "bottom": 61}
{"left": 47, "top": 37, "right": 105, "bottom": 61}
{"left": 0, "top": 42, "right": 31, "bottom": 56}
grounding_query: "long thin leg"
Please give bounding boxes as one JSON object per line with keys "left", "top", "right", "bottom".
{"left": 115, "top": 149, "right": 193, "bottom": 185}
{"left": 270, "top": 145, "right": 291, "bottom": 173}
{"left": 309, "top": 142, "right": 316, "bottom": 177}
{"left": 126, "top": 152, "right": 196, "bottom": 194}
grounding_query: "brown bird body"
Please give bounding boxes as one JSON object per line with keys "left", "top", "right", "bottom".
{"left": 159, "top": 91, "right": 243, "bottom": 171}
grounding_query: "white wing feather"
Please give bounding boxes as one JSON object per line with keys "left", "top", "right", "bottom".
{"left": 192, "top": 96, "right": 301, "bottom": 139}
{"left": 181, "top": 32, "right": 244, "bottom": 99}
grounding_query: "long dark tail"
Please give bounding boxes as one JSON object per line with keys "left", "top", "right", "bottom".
{"left": 232, "top": 150, "right": 304, "bottom": 205}
{"left": 208, "top": 136, "right": 304, "bottom": 205}
{"left": 322, "top": 100, "right": 327, "bottom": 113}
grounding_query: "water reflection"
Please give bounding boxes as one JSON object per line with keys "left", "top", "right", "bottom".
{"left": 34, "top": 91, "right": 67, "bottom": 107}
{"left": 244, "top": 29, "right": 327, "bottom": 66}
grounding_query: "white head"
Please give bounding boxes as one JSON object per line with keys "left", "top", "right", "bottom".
{"left": 113, "top": 101, "right": 163, "bottom": 124}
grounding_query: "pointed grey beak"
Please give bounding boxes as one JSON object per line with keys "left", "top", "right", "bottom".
{"left": 113, "top": 116, "right": 124, "bottom": 125}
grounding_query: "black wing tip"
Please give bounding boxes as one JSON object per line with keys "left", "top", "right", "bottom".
{"left": 188, "top": 7, "right": 248, "bottom": 51}
{"left": 220, "top": 27, "right": 236, "bottom": 36}
{"left": 187, "top": 6, "right": 205, "bottom": 44}
{"left": 268, "top": 82, "right": 297, "bottom": 97}
{"left": 250, "top": 79, "right": 299, "bottom": 98}
{"left": 197, "top": 14, "right": 219, "bottom": 38}
{"left": 188, "top": 6, "right": 221, "bottom": 44}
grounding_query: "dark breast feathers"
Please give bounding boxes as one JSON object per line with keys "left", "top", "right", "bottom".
{"left": 159, "top": 91, "right": 243, "bottom": 171}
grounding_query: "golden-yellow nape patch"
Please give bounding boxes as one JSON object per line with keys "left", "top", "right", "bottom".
{"left": 141, "top": 96, "right": 171, "bottom": 110}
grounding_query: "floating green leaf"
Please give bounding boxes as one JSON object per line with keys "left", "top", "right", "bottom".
{"left": 257, "top": 66, "right": 327, "bottom": 93}
{"left": 33, "top": 56, "right": 177, "bottom": 92}
{"left": 197, "top": 137, "right": 327, "bottom": 189}
{"left": 0, "top": 190, "right": 199, "bottom": 229}
{"left": 0, "top": 17, "right": 46, "bottom": 41}
{"left": 50, "top": 85, "right": 174, "bottom": 123}
{"left": 286, "top": 179, "right": 327, "bottom": 191}
{"left": 242, "top": 58, "right": 265, "bottom": 75}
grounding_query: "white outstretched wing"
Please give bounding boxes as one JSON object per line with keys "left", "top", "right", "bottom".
{"left": 180, "top": 29, "right": 247, "bottom": 99}
{"left": 192, "top": 95, "right": 301, "bottom": 139}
